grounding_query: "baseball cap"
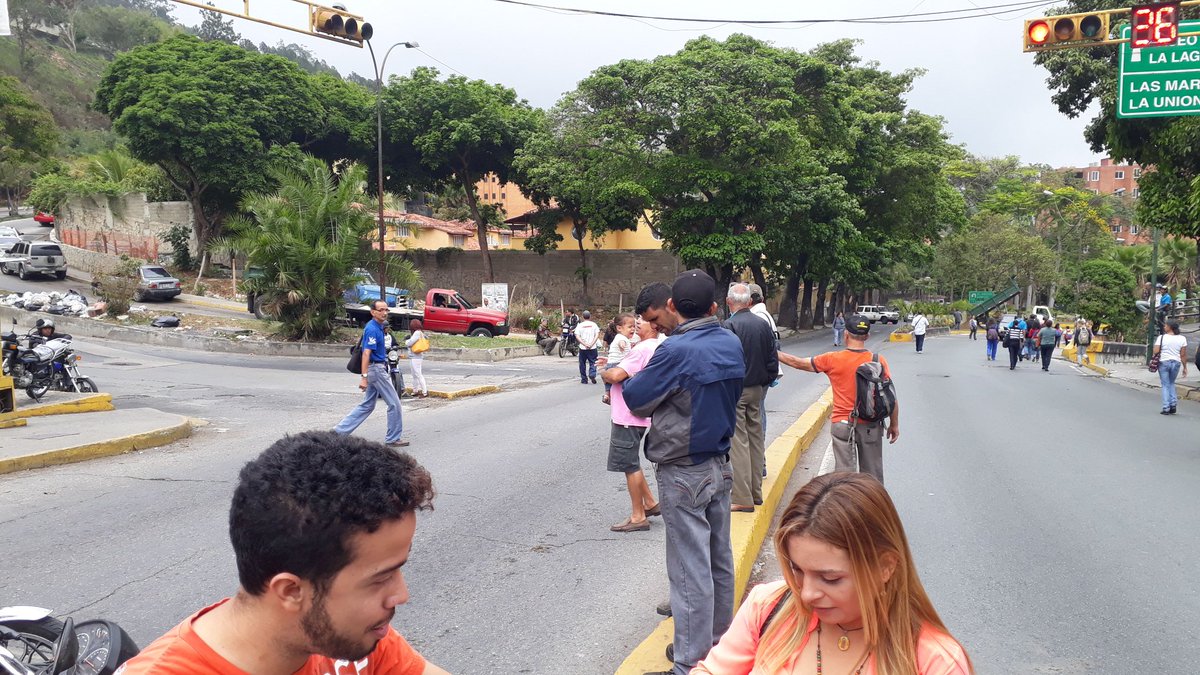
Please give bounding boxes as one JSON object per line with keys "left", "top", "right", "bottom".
{"left": 672, "top": 269, "right": 716, "bottom": 318}
{"left": 748, "top": 283, "right": 763, "bottom": 298}
{"left": 845, "top": 314, "right": 871, "bottom": 336}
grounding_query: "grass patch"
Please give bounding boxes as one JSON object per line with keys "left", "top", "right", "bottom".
{"left": 426, "top": 333, "right": 535, "bottom": 350}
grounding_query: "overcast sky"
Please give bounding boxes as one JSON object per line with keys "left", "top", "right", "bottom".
{"left": 172, "top": 0, "right": 1107, "bottom": 169}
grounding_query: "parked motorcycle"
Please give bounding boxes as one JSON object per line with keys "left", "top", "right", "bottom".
{"left": 385, "top": 334, "right": 407, "bottom": 397}
{"left": 558, "top": 325, "right": 579, "bottom": 358}
{"left": 0, "top": 606, "right": 137, "bottom": 675}
{"left": 21, "top": 335, "right": 97, "bottom": 401}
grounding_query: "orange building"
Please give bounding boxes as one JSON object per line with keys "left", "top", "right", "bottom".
{"left": 1064, "top": 158, "right": 1148, "bottom": 245}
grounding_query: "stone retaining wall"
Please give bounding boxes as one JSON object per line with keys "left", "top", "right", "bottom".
{"left": 55, "top": 193, "right": 194, "bottom": 271}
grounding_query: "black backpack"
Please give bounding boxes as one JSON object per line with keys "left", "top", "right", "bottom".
{"left": 853, "top": 353, "right": 896, "bottom": 423}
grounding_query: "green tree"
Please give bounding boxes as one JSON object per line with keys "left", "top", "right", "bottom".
{"left": 1034, "top": 0, "right": 1200, "bottom": 280}
{"left": 1108, "top": 245, "right": 1152, "bottom": 286}
{"left": 195, "top": 5, "right": 240, "bottom": 43}
{"left": 513, "top": 104, "right": 649, "bottom": 303}
{"left": 212, "top": 155, "right": 420, "bottom": 341}
{"left": 1159, "top": 237, "right": 1197, "bottom": 291}
{"left": 1061, "top": 259, "right": 1138, "bottom": 339}
{"left": 76, "top": 5, "right": 173, "bottom": 57}
{"left": 94, "top": 35, "right": 326, "bottom": 268}
{"left": 0, "top": 76, "right": 59, "bottom": 216}
{"left": 932, "top": 214, "right": 1057, "bottom": 304}
{"left": 381, "top": 67, "right": 541, "bottom": 282}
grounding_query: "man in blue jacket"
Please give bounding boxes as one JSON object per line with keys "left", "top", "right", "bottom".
{"left": 624, "top": 270, "right": 745, "bottom": 675}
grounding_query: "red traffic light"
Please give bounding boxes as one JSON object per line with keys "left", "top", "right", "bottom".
{"left": 1028, "top": 20, "right": 1051, "bottom": 46}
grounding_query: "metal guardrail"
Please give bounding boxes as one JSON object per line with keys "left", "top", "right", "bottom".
{"left": 1168, "top": 298, "right": 1199, "bottom": 322}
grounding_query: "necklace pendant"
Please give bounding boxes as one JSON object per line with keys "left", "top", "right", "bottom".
{"left": 838, "top": 635, "right": 850, "bottom": 652}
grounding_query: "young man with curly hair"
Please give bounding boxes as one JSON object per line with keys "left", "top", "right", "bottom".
{"left": 116, "top": 431, "right": 449, "bottom": 675}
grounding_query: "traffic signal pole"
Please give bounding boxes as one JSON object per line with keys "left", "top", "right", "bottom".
{"left": 165, "top": 0, "right": 369, "bottom": 47}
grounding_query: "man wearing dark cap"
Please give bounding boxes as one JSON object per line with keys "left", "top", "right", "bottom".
{"left": 623, "top": 270, "right": 745, "bottom": 675}
{"left": 777, "top": 314, "right": 900, "bottom": 483}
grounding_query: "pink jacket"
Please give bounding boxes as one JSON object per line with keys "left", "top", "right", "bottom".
{"left": 692, "top": 581, "right": 970, "bottom": 675}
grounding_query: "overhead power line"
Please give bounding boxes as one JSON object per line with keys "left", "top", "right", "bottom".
{"left": 490, "top": 0, "right": 1060, "bottom": 25}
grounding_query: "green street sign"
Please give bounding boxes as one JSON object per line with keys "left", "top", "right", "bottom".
{"left": 968, "top": 291, "right": 995, "bottom": 306}
{"left": 1118, "top": 20, "right": 1200, "bottom": 119}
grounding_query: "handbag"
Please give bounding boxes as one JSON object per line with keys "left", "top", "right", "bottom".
{"left": 346, "top": 343, "right": 363, "bottom": 374}
{"left": 1148, "top": 335, "right": 1163, "bottom": 373}
{"left": 412, "top": 336, "right": 430, "bottom": 354}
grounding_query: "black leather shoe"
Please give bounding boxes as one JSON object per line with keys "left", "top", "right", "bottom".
{"left": 656, "top": 601, "right": 672, "bottom": 617}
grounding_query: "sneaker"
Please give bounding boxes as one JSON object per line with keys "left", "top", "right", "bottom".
{"left": 655, "top": 601, "right": 672, "bottom": 617}
{"left": 1169, "top": 406, "right": 1177, "bottom": 414}
{"left": 590, "top": 377, "right": 597, "bottom": 384}
{"left": 1161, "top": 409, "right": 1171, "bottom": 415}
{"left": 386, "top": 440, "right": 410, "bottom": 447}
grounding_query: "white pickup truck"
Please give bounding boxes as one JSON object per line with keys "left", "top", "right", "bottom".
{"left": 855, "top": 305, "right": 900, "bottom": 324}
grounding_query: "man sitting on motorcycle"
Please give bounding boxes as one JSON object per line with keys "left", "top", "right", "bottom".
{"left": 32, "top": 318, "right": 70, "bottom": 343}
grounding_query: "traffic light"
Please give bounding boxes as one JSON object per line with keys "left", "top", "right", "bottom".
{"left": 1024, "top": 11, "right": 1110, "bottom": 51}
{"left": 312, "top": 3, "right": 373, "bottom": 42}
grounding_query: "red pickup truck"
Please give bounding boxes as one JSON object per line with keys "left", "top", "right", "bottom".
{"left": 346, "top": 288, "right": 510, "bottom": 337}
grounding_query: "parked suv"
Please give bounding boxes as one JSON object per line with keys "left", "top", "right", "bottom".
{"left": 1, "top": 240, "right": 68, "bottom": 280}
{"left": 855, "top": 304, "right": 900, "bottom": 324}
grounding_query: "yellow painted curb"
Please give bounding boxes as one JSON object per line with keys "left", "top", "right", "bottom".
{"left": 0, "top": 418, "right": 28, "bottom": 429}
{"left": 615, "top": 389, "right": 834, "bottom": 675}
{"left": 0, "top": 417, "right": 193, "bottom": 475}
{"left": 1082, "top": 361, "right": 1110, "bottom": 376}
{"left": 889, "top": 332, "right": 913, "bottom": 342}
{"left": 0, "top": 393, "right": 114, "bottom": 423}
{"left": 403, "top": 385, "right": 500, "bottom": 400}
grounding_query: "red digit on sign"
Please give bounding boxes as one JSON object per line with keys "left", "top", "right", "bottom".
{"left": 1133, "top": 7, "right": 1152, "bottom": 48}
{"left": 1154, "top": 6, "right": 1177, "bottom": 46}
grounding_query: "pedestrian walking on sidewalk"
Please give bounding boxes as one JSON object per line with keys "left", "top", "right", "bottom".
{"left": 691, "top": 472, "right": 973, "bottom": 675}
{"left": 333, "top": 300, "right": 407, "bottom": 447}
{"left": 777, "top": 315, "right": 900, "bottom": 483}
{"left": 985, "top": 319, "right": 1000, "bottom": 361}
{"left": 575, "top": 310, "right": 601, "bottom": 384}
{"left": 911, "top": 312, "right": 929, "bottom": 353}
{"left": 623, "top": 271, "right": 744, "bottom": 675}
{"left": 1037, "top": 319, "right": 1057, "bottom": 371}
{"left": 600, "top": 313, "right": 663, "bottom": 533}
{"left": 724, "top": 283, "right": 779, "bottom": 514}
{"left": 1072, "top": 318, "right": 1092, "bottom": 365}
{"left": 1005, "top": 319, "right": 1024, "bottom": 370}
{"left": 405, "top": 319, "right": 428, "bottom": 397}
{"left": 969, "top": 316, "right": 978, "bottom": 340}
{"left": 1154, "top": 321, "right": 1188, "bottom": 415}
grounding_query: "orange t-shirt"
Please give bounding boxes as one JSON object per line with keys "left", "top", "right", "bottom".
{"left": 115, "top": 599, "right": 426, "bottom": 675}
{"left": 812, "top": 349, "right": 892, "bottom": 424}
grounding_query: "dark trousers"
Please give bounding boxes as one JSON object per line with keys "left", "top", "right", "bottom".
{"left": 1008, "top": 344, "right": 1021, "bottom": 369}
{"left": 578, "top": 348, "right": 597, "bottom": 382}
{"left": 1040, "top": 345, "right": 1055, "bottom": 370}
{"left": 914, "top": 334, "right": 926, "bottom": 352}
{"left": 969, "top": 327, "right": 977, "bottom": 340}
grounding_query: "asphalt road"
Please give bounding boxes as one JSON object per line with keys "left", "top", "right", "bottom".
{"left": 8, "top": 328, "right": 1192, "bottom": 672}
{"left": 0, "top": 325, "right": 845, "bottom": 674}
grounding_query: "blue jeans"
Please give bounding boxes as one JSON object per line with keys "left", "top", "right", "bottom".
{"left": 1159, "top": 360, "right": 1181, "bottom": 410}
{"left": 333, "top": 362, "right": 403, "bottom": 443}
{"left": 833, "top": 327, "right": 844, "bottom": 346}
{"left": 986, "top": 339, "right": 999, "bottom": 360}
{"left": 656, "top": 456, "right": 735, "bottom": 675}
{"left": 578, "top": 348, "right": 597, "bottom": 382}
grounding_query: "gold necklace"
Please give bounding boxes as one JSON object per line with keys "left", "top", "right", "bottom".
{"left": 835, "top": 623, "right": 864, "bottom": 651}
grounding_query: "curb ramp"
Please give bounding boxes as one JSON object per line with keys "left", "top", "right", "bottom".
{"left": 615, "top": 389, "right": 834, "bottom": 674}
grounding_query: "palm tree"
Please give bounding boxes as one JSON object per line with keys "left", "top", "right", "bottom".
{"left": 211, "top": 154, "right": 421, "bottom": 341}
{"left": 1108, "top": 245, "right": 1152, "bottom": 286}
{"left": 1159, "top": 237, "right": 1197, "bottom": 291}
{"left": 84, "top": 149, "right": 140, "bottom": 184}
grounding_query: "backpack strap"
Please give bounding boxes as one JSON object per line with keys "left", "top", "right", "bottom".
{"left": 760, "top": 588, "right": 792, "bottom": 636}
{"left": 872, "top": 353, "right": 879, "bottom": 364}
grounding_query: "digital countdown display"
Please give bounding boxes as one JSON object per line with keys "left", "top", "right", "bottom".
{"left": 1132, "top": 2, "right": 1180, "bottom": 48}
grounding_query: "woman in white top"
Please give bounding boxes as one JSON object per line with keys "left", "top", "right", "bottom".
{"left": 405, "top": 319, "right": 429, "bottom": 398}
{"left": 1153, "top": 320, "right": 1188, "bottom": 415}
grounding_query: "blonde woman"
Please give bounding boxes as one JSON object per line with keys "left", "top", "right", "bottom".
{"left": 692, "top": 473, "right": 972, "bottom": 674}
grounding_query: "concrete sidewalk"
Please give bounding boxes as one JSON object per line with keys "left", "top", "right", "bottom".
{"left": 1064, "top": 350, "right": 1200, "bottom": 403}
{"left": 0, "top": 406, "right": 194, "bottom": 474}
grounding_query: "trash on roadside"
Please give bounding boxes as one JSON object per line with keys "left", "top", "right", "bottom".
{"left": 151, "top": 315, "right": 181, "bottom": 328}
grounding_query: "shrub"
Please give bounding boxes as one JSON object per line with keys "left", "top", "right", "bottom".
{"left": 507, "top": 290, "right": 547, "bottom": 332}
{"left": 1062, "top": 259, "right": 1138, "bottom": 340}
{"left": 161, "top": 224, "right": 195, "bottom": 271}
{"left": 94, "top": 256, "right": 141, "bottom": 316}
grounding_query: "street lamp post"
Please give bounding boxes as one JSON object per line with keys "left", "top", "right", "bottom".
{"left": 366, "top": 39, "right": 418, "bottom": 304}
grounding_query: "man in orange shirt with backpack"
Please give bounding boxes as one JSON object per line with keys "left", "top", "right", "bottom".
{"left": 777, "top": 314, "right": 899, "bottom": 483}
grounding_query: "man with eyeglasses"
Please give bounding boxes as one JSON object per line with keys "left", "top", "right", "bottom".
{"left": 333, "top": 300, "right": 408, "bottom": 447}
